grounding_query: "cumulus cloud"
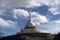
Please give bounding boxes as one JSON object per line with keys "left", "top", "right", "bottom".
{"left": 0, "top": 18, "right": 17, "bottom": 27}
{"left": 0, "top": 0, "right": 60, "bottom": 15}
{"left": 48, "top": 0, "right": 60, "bottom": 15}
{"left": 39, "top": 20, "right": 60, "bottom": 34}
{"left": 13, "top": 9, "right": 29, "bottom": 19}
{"left": 0, "top": 0, "right": 41, "bottom": 8}
{"left": 13, "top": 9, "right": 48, "bottom": 25}
{"left": 49, "top": 7, "right": 60, "bottom": 15}
{"left": 0, "top": 8, "right": 48, "bottom": 27}
{"left": 37, "top": 0, "right": 60, "bottom": 15}
{"left": 11, "top": 0, "right": 41, "bottom": 8}
{"left": 31, "top": 12, "right": 48, "bottom": 25}
{"left": 0, "top": 0, "right": 59, "bottom": 7}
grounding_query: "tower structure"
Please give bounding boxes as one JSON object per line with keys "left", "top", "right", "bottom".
{"left": 24, "top": 12, "right": 35, "bottom": 29}
{"left": 21, "top": 12, "right": 38, "bottom": 33}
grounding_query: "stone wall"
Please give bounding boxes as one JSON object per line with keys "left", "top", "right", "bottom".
{"left": 0, "top": 33, "right": 55, "bottom": 40}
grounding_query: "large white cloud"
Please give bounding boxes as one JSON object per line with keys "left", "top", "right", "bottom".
{"left": 0, "top": 18, "right": 17, "bottom": 27}
{"left": 0, "top": 0, "right": 41, "bottom": 8}
{"left": 13, "top": 9, "right": 29, "bottom": 19}
{"left": 0, "top": 0, "right": 59, "bottom": 7}
{"left": 49, "top": 7, "right": 60, "bottom": 15}
{"left": 13, "top": 9, "right": 48, "bottom": 25}
{"left": 39, "top": 20, "right": 60, "bottom": 34}
{"left": 48, "top": 0, "right": 60, "bottom": 15}
{"left": 0, "top": 8, "right": 48, "bottom": 27}
{"left": 0, "top": 0, "right": 60, "bottom": 15}
{"left": 31, "top": 12, "right": 48, "bottom": 25}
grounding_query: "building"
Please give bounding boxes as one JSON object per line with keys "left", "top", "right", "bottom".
{"left": 0, "top": 13, "right": 55, "bottom": 40}
{"left": 18, "top": 12, "right": 55, "bottom": 40}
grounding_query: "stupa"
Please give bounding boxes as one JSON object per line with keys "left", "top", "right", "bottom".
{"left": 21, "top": 12, "right": 39, "bottom": 33}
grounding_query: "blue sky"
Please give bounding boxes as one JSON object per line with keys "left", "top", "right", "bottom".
{"left": 0, "top": 0, "right": 60, "bottom": 36}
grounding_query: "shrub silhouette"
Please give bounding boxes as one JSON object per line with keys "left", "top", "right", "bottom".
{"left": 54, "top": 33, "right": 60, "bottom": 40}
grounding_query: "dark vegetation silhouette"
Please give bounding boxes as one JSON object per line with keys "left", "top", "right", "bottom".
{"left": 54, "top": 33, "right": 60, "bottom": 40}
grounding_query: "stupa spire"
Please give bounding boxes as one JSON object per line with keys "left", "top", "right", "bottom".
{"left": 29, "top": 12, "right": 31, "bottom": 22}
